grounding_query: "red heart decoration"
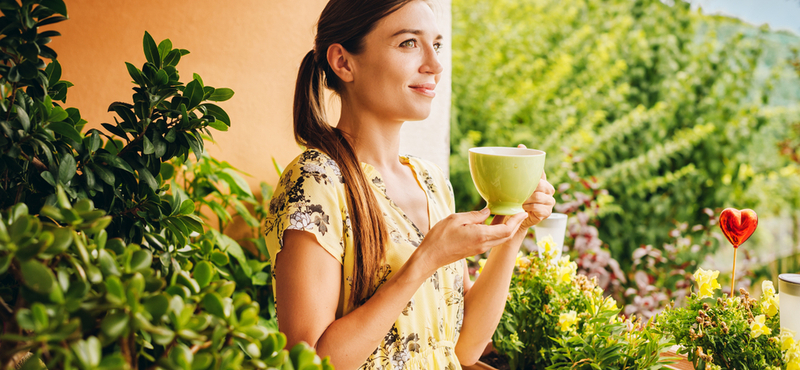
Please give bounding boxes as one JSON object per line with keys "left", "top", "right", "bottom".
{"left": 719, "top": 208, "right": 758, "bottom": 248}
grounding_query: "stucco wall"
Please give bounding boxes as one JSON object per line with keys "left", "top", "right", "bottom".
{"left": 52, "top": 0, "right": 451, "bottom": 190}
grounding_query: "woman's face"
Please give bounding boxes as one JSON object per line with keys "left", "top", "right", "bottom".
{"left": 345, "top": 1, "right": 444, "bottom": 123}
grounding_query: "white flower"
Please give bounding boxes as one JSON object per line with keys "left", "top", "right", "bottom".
{"left": 288, "top": 211, "right": 313, "bottom": 231}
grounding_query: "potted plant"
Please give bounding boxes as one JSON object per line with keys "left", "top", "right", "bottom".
{"left": 476, "top": 236, "right": 673, "bottom": 369}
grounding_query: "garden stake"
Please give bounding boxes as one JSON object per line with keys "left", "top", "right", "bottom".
{"left": 731, "top": 249, "right": 737, "bottom": 298}
{"left": 718, "top": 208, "right": 758, "bottom": 298}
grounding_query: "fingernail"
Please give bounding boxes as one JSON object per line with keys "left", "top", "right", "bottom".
{"left": 481, "top": 208, "right": 490, "bottom": 213}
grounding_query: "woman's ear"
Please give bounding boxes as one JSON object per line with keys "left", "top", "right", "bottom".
{"left": 327, "top": 43, "right": 355, "bottom": 83}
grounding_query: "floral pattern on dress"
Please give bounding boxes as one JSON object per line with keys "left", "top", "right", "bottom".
{"left": 266, "top": 149, "right": 464, "bottom": 370}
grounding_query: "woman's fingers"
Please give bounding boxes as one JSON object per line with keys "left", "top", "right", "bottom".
{"left": 481, "top": 212, "right": 526, "bottom": 241}
{"left": 459, "top": 207, "right": 491, "bottom": 225}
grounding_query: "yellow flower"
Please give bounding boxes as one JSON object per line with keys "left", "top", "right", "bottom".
{"left": 537, "top": 235, "right": 557, "bottom": 260}
{"left": 789, "top": 341, "right": 800, "bottom": 370}
{"left": 477, "top": 259, "right": 487, "bottom": 274}
{"left": 750, "top": 314, "right": 771, "bottom": 338}
{"left": 762, "top": 280, "right": 776, "bottom": 298}
{"left": 602, "top": 297, "right": 618, "bottom": 311}
{"left": 726, "top": 296, "right": 741, "bottom": 308}
{"left": 557, "top": 260, "right": 577, "bottom": 284}
{"left": 693, "top": 268, "right": 721, "bottom": 298}
{"left": 762, "top": 296, "right": 779, "bottom": 318}
{"left": 558, "top": 310, "right": 578, "bottom": 332}
{"left": 780, "top": 329, "right": 796, "bottom": 352}
{"left": 515, "top": 254, "right": 531, "bottom": 270}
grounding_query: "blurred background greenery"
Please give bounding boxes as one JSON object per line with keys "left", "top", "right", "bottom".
{"left": 451, "top": 0, "right": 800, "bottom": 315}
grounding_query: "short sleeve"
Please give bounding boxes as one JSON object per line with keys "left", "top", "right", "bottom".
{"left": 265, "top": 150, "right": 347, "bottom": 265}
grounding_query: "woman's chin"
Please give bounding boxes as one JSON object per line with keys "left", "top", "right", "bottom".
{"left": 399, "top": 106, "right": 433, "bottom": 122}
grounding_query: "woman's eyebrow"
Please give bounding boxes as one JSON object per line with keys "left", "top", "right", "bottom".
{"left": 391, "top": 28, "right": 444, "bottom": 41}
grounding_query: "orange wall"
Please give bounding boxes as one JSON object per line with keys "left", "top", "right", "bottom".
{"left": 53, "top": 0, "right": 328, "bottom": 188}
{"left": 53, "top": 0, "right": 451, "bottom": 190}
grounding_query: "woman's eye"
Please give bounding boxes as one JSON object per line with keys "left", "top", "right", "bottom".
{"left": 433, "top": 42, "right": 442, "bottom": 54}
{"left": 400, "top": 39, "right": 417, "bottom": 48}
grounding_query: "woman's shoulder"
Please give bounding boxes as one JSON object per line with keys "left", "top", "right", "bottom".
{"left": 279, "top": 148, "right": 345, "bottom": 188}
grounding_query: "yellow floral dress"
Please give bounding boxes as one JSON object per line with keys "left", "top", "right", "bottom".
{"left": 265, "top": 149, "right": 464, "bottom": 370}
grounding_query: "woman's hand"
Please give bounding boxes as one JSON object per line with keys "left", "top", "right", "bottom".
{"left": 516, "top": 144, "right": 556, "bottom": 229}
{"left": 415, "top": 209, "right": 527, "bottom": 276}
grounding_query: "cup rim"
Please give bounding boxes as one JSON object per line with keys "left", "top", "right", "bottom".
{"left": 469, "top": 146, "right": 545, "bottom": 157}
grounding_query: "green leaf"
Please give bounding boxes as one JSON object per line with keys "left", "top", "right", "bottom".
{"left": 101, "top": 123, "right": 128, "bottom": 140}
{"left": 46, "top": 60, "right": 62, "bottom": 87}
{"left": 58, "top": 154, "right": 76, "bottom": 184}
{"left": 143, "top": 135, "right": 154, "bottom": 155}
{"left": 176, "top": 270, "right": 200, "bottom": 294}
{"left": 48, "top": 106, "right": 69, "bottom": 122}
{"left": 143, "top": 31, "right": 161, "bottom": 69}
{"left": 21, "top": 259, "right": 56, "bottom": 294}
{"left": 200, "top": 103, "right": 230, "bottom": 126}
{"left": 179, "top": 199, "right": 195, "bottom": 215}
{"left": 208, "top": 88, "right": 234, "bottom": 102}
{"left": 91, "top": 163, "right": 115, "bottom": 185}
{"left": 44, "top": 227, "right": 72, "bottom": 254}
{"left": 0, "top": 255, "right": 11, "bottom": 274}
{"left": 202, "top": 292, "right": 228, "bottom": 318}
{"left": 143, "top": 294, "right": 170, "bottom": 320}
{"left": 157, "top": 39, "right": 172, "bottom": 62}
{"left": 38, "top": 0, "right": 67, "bottom": 16}
{"left": 100, "top": 312, "right": 129, "bottom": 339}
{"left": 98, "top": 249, "right": 120, "bottom": 277}
{"left": 184, "top": 79, "right": 204, "bottom": 110}
{"left": 48, "top": 121, "right": 81, "bottom": 142}
{"left": 272, "top": 157, "right": 284, "bottom": 176}
{"left": 163, "top": 49, "right": 182, "bottom": 67}
{"left": 104, "top": 276, "right": 126, "bottom": 305}
{"left": 31, "top": 302, "right": 48, "bottom": 331}
{"left": 96, "top": 153, "right": 134, "bottom": 174}
{"left": 210, "top": 251, "right": 229, "bottom": 266}
{"left": 137, "top": 167, "right": 158, "bottom": 191}
{"left": 16, "top": 106, "right": 30, "bottom": 131}
{"left": 193, "top": 261, "right": 215, "bottom": 289}
{"left": 40, "top": 171, "right": 56, "bottom": 186}
{"left": 160, "top": 163, "right": 175, "bottom": 180}
{"left": 219, "top": 168, "right": 253, "bottom": 197}
{"left": 125, "top": 62, "right": 146, "bottom": 86}
{"left": 71, "top": 337, "right": 101, "bottom": 369}
{"left": 129, "top": 249, "right": 152, "bottom": 273}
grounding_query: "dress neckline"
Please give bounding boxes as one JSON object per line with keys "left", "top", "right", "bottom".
{"left": 360, "top": 156, "right": 431, "bottom": 239}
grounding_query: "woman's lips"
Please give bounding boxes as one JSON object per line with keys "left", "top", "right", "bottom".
{"left": 409, "top": 84, "right": 436, "bottom": 98}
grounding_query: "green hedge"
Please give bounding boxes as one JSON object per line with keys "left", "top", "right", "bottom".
{"left": 451, "top": 0, "right": 799, "bottom": 265}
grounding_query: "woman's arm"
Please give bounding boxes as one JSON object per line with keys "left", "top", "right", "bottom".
{"left": 455, "top": 173, "right": 556, "bottom": 365}
{"left": 276, "top": 210, "right": 527, "bottom": 370}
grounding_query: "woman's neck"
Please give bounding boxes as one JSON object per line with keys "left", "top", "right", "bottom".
{"left": 336, "top": 105, "right": 404, "bottom": 171}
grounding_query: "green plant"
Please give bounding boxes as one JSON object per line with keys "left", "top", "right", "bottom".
{"left": 451, "top": 0, "right": 793, "bottom": 268}
{"left": 491, "top": 238, "right": 671, "bottom": 369}
{"left": 0, "top": 1, "right": 329, "bottom": 368}
{"left": 655, "top": 270, "right": 795, "bottom": 369}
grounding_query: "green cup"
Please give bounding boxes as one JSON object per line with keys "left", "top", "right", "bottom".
{"left": 469, "top": 147, "right": 546, "bottom": 215}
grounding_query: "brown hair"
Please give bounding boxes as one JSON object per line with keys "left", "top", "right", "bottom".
{"left": 293, "top": 0, "right": 418, "bottom": 307}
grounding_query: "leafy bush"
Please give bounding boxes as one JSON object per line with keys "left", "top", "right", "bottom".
{"left": 655, "top": 271, "right": 793, "bottom": 369}
{"left": 0, "top": 1, "right": 328, "bottom": 369}
{"left": 491, "top": 238, "right": 671, "bottom": 369}
{"left": 451, "top": 0, "right": 792, "bottom": 266}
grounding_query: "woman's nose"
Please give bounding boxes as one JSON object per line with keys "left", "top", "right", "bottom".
{"left": 420, "top": 45, "right": 443, "bottom": 75}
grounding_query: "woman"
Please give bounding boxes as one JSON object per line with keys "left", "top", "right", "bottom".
{"left": 264, "top": 0, "right": 556, "bottom": 369}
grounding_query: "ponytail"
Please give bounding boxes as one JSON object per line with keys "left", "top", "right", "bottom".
{"left": 293, "top": 48, "right": 389, "bottom": 308}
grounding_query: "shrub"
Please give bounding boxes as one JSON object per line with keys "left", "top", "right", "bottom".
{"left": 0, "top": 1, "right": 328, "bottom": 368}
{"left": 491, "top": 239, "right": 671, "bottom": 369}
{"left": 451, "top": 0, "right": 790, "bottom": 267}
